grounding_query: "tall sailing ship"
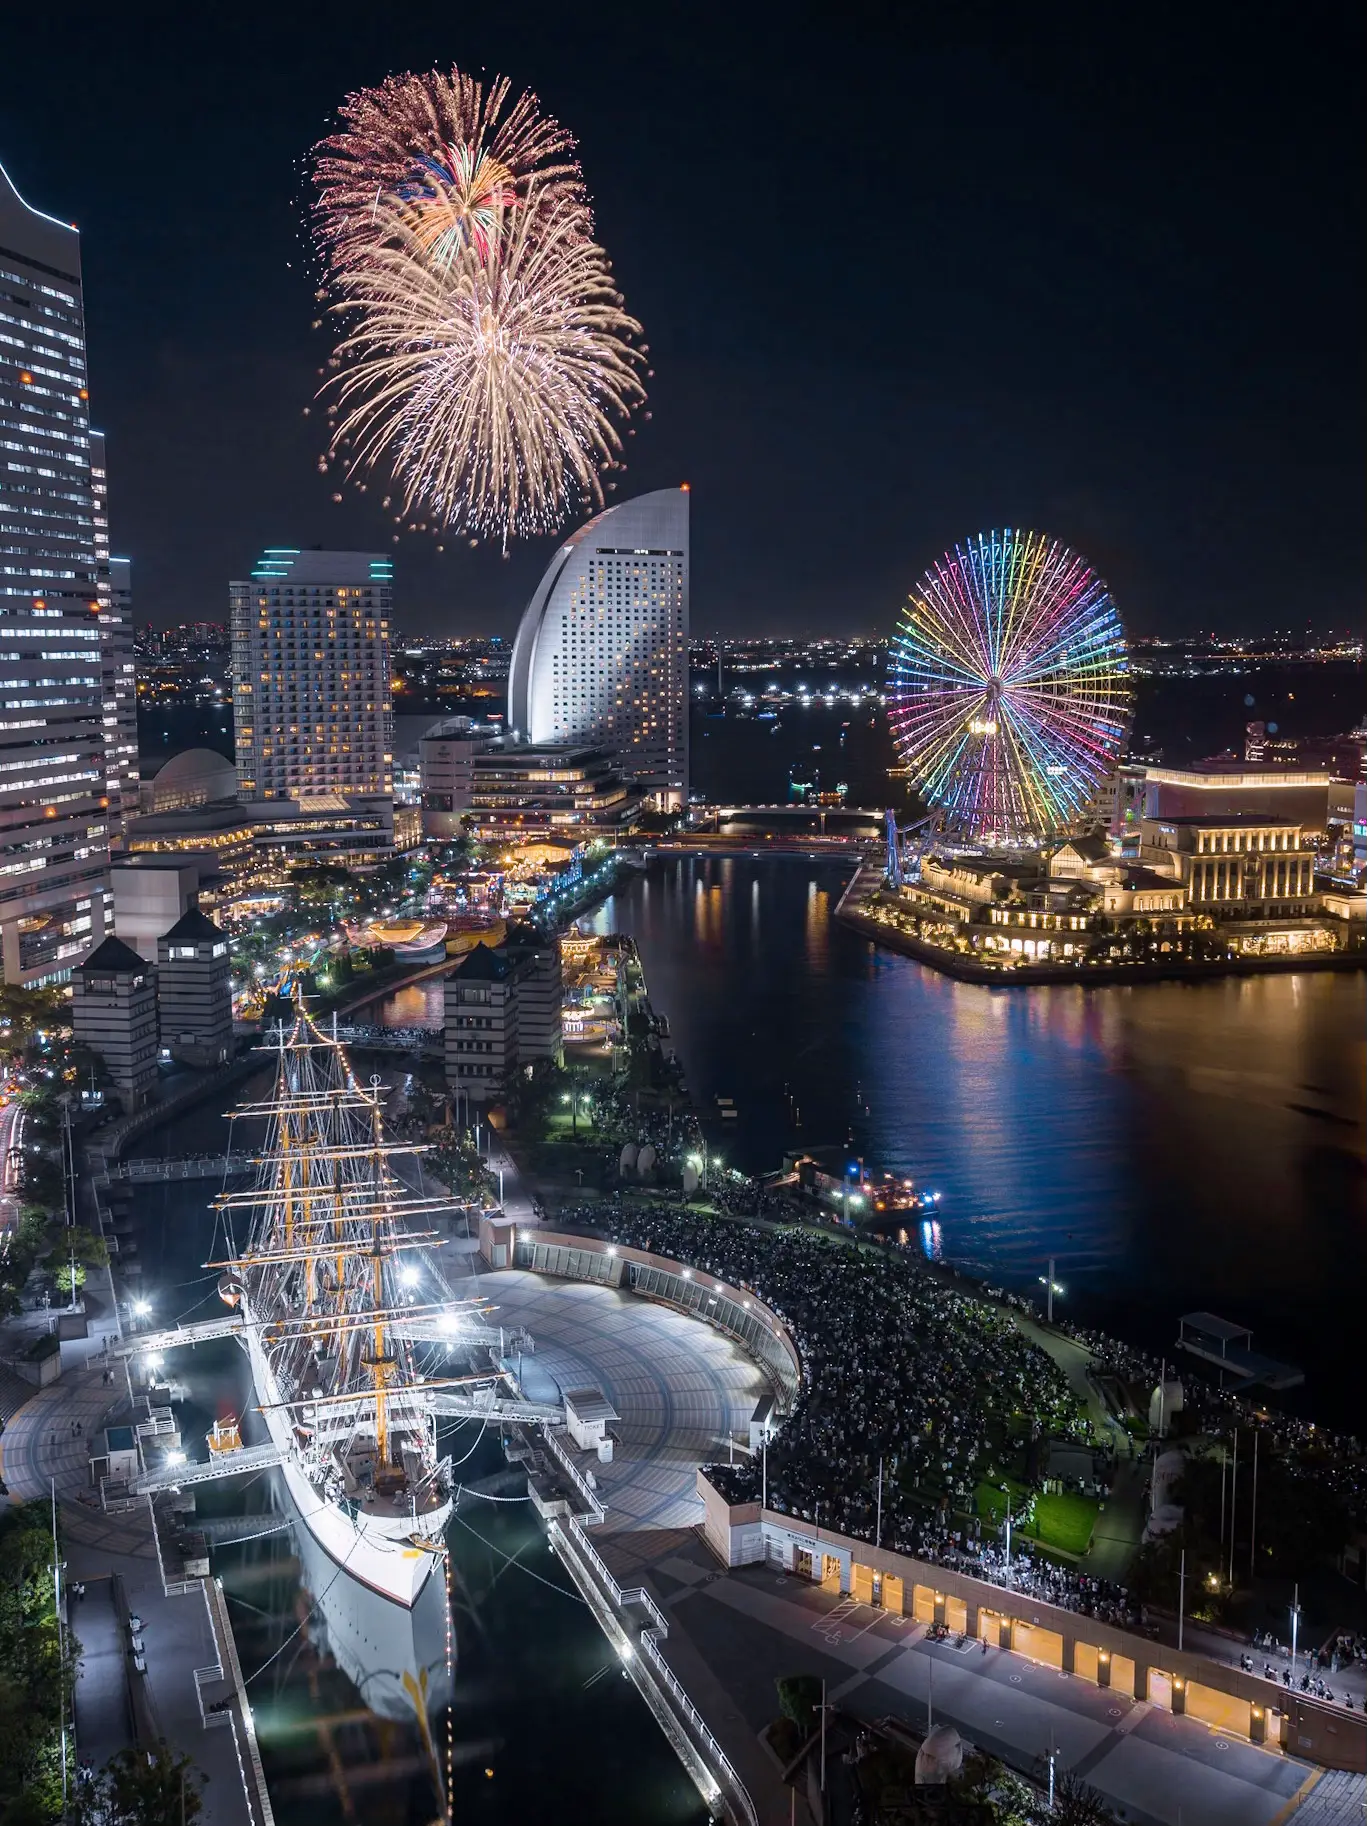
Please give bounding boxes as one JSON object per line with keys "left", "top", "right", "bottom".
{"left": 212, "top": 996, "right": 498, "bottom": 1612}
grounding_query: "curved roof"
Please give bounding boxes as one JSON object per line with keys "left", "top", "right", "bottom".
{"left": 508, "top": 488, "right": 689, "bottom": 744}
{"left": 156, "top": 747, "right": 237, "bottom": 788}
{"left": 150, "top": 748, "right": 238, "bottom": 808}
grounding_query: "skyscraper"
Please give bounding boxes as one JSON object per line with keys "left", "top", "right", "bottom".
{"left": 230, "top": 549, "right": 394, "bottom": 801}
{"left": 90, "top": 428, "right": 138, "bottom": 845}
{"left": 0, "top": 159, "right": 112, "bottom": 983}
{"left": 508, "top": 488, "right": 689, "bottom": 807}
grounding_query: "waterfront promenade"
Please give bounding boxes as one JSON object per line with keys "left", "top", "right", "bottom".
{"left": 0, "top": 1359, "right": 264, "bottom": 1825}
{"left": 480, "top": 1228, "right": 1367, "bottom": 1822}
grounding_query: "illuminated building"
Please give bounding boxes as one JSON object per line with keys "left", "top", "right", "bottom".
{"left": 128, "top": 794, "right": 408, "bottom": 875}
{"left": 230, "top": 548, "right": 394, "bottom": 800}
{"left": 417, "top": 717, "right": 496, "bottom": 839}
{"left": 0, "top": 159, "right": 112, "bottom": 983}
{"left": 155, "top": 906, "right": 232, "bottom": 1067}
{"left": 71, "top": 935, "right": 157, "bottom": 1107}
{"left": 1136, "top": 763, "right": 1351, "bottom": 838}
{"left": 89, "top": 431, "right": 138, "bottom": 843}
{"left": 1139, "top": 816, "right": 1318, "bottom": 917}
{"left": 508, "top": 488, "right": 689, "bottom": 807}
{"left": 463, "top": 743, "right": 643, "bottom": 841}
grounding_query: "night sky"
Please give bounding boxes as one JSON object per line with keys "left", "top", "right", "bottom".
{"left": 2, "top": 2, "right": 1361, "bottom": 638}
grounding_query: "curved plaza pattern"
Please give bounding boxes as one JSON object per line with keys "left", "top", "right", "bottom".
{"left": 471, "top": 1268, "right": 767, "bottom": 1538}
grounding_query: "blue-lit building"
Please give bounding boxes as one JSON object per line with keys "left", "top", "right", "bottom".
{"left": 230, "top": 549, "right": 394, "bottom": 800}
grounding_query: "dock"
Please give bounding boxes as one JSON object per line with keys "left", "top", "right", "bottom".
{"left": 1176, "top": 1312, "right": 1305, "bottom": 1389}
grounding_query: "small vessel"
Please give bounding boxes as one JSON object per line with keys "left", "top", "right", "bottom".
{"left": 212, "top": 996, "right": 498, "bottom": 1610}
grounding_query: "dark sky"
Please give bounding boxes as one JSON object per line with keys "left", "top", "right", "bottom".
{"left": 2, "top": 2, "right": 1361, "bottom": 639}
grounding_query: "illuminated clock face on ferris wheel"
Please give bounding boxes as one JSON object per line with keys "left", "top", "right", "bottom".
{"left": 889, "top": 530, "right": 1132, "bottom": 847}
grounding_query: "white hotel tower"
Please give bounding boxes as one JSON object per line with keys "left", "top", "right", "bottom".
{"left": 508, "top": 487, "right": 689, "bottom": 807}
{"left": 0, "top": 159, "right": 114, "bottom": 983}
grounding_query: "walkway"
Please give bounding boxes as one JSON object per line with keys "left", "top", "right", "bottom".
{"left": 654, "top": 1543, "right": 1322, "bottom": 1826}
{"left": 0, "top": 1363, "right": 154, "bottom": 1558}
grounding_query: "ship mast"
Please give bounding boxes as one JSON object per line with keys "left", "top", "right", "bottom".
{"left": 215, "top": 992, "right": 495, "bottom": 1498}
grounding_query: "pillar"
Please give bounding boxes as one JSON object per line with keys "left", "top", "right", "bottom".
{"left": 1061, "top": 1637, "right": 1076, "bottom": 1674}
{"left": 999, "top": 1618, "right": 1014, "bottom": 1651}
{"left": 1134, "top": 1662, "right": 1151, "bottom": 1703}
{"left": 966, "top": 1604, "right": 980, "bottom": 1637}
{"left": 1097, "top": 1650, "right": 1111, "bottom": 1689}
{"left": 1171, "top": 1676, "right": 1186, "bottom": 1716}
{"left": 1249, "top": 1704, "right": 1266, "bottom": 1745}
{"left": 933, "top": 1594, "right": 947, "bottom": 1628}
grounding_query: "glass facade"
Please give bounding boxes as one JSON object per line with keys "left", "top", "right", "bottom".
{"left": 0, "top": 160, "right": 111, "bottom": 982}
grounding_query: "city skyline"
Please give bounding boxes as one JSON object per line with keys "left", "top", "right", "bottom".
{"left": 0, "top": 4, "right": 1361, "bottom": 642}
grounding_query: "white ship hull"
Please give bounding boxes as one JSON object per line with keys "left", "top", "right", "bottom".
{"left": 242, "top": 1313, "right": 451, "bottom": 1610}
{"left": 287, "top": 1472, "right": 454, "bottom": 1731}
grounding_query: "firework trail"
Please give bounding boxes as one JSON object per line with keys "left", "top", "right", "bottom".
{"left": 312, "top": 67, "right": 645, "bottom": 544}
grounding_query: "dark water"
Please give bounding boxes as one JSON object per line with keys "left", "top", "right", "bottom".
{"left": 585, "top": 856, "right": 1367, "bottom": 1426}
{"left": 121, "top": 1092, "right": 706, "bottom": 1826}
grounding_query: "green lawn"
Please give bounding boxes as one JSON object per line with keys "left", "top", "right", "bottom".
{"left": 1030, "top": 1491, "right": 1100, "bottom": 1556}
{"left": 973, "top": 1483, "right": 1098, "bottom": 1557}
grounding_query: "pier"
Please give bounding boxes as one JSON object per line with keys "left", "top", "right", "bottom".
{"left": 1176, "top": 1312, "right": 1305, "bottom": 1389}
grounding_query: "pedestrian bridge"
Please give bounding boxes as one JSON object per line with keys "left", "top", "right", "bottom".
{"left": 106, "top": 1154, "right": 255, "bottom": 1183}
{"left": 131, "top": 1441, "right": 288, "bottom": 1494}
{"left": 114, "top": 1316, "right": 245, "bottom": 1355}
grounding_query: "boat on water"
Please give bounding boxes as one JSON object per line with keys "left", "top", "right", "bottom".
{"left": 211, "top": 996, "right": 500, "bottom": 1610}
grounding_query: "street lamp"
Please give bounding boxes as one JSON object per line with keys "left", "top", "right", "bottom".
{"left": 1037, "top": 1257, "right": 1064, "bottom": 1324}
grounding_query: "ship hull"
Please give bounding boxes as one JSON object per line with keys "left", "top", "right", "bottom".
{"left": 286, "top": 1471, "right": 454, "bottom": 1731}
{"left": 242, "top": 1316, "right": 450, "bottom": 1610}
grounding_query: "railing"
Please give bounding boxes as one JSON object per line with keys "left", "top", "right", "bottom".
{"left": 541, "top": 1425, "right": 756, "bottom": 1826}
{"left": 542, "top": 1426, "right": 605, "bottom": 1521}
{"left": 552, "top": 1509, "right": 755, "bottom": 1826}
{"left": 107, "top": 1153, "right": 254, "bottom": 1182}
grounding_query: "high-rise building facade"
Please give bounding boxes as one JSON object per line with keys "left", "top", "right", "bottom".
{"left": 230, "top": 549, "right": 394, "bottom": 800}
{"left": 0, "top": 159, "right": 112, "bottom": 983}
{"left": 90, "top": 425, "right": 138, "bottom": 846}
{"left": 508, "top": 488, "right": 689, "bottom": 807}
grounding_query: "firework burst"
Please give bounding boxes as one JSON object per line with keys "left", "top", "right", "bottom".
{"left": 312, "top": 67, "right": 645, "bottom": 545}
{"left": 314, "top": 67, "right": 583, "bottom": 273}
{"left": 324, "top": 182, "right": 645, "bottom": 543}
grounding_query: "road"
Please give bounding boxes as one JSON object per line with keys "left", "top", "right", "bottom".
{"left": 0, "top": 1096, "right": 23, "bottom": 1237}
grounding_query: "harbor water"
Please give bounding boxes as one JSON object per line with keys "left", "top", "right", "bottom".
{"left": 578, "top": 855, "right": 1366, "bottom": 1425}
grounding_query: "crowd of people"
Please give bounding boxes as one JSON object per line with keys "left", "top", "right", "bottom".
{"left": 580, "top": 1204, "right": 1083, "bottom": 1553}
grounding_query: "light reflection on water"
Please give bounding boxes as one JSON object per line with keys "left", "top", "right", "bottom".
{"left": 125, "top": 1128, "right": 707, "bottom": 1826}
{"left": 584, "top": 855, "right": 1366, "bottom": 1420}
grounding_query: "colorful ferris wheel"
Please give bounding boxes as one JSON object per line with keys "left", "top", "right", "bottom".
{"left": 889, "top": 530, "right": 1132, "bottom": 846}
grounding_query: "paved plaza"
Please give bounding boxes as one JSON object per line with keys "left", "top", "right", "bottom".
{"left": 464, "top": 1266, "right": 770, "bottom": 1534}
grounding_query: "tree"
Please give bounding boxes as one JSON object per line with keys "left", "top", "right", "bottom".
{"left": 1049, "top": 1767, "right": 1118, "bottom": 1824}
{"left": 80, "top": 1744, "right": 207, "bottom": 1826}
{"left": 774, "top": 1673, "right": 823, "bottom": 1736}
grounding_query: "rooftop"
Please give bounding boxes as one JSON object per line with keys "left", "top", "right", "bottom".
{"left": 79, "top": 935, "right": 149, "bottom": 975}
